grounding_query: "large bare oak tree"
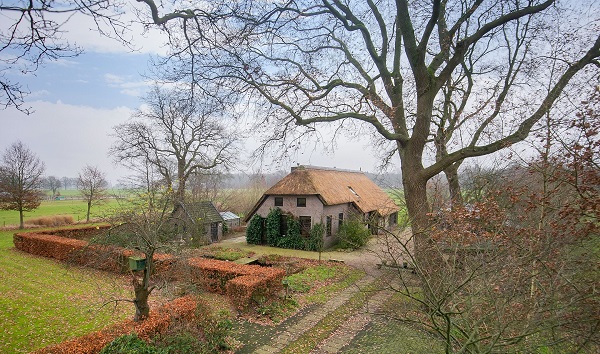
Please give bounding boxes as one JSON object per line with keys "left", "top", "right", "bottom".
{"left": 132, "top": 0, "right": 600, "bottom": 260}
{"left": 110, "top": 85, "right": 236, "bottom": 209}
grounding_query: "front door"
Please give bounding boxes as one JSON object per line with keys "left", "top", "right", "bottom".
{"left": 211, "top": 223, "right": 219, "bottom": 242}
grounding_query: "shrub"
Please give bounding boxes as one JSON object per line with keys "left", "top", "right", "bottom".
{"left": 337, "top": 218, "right": 371, "bottom": 250}
{"left": 246, "top": 214, "right": 264, "bottom": 245}
{"left": 99, "top": 334, "right": 157, "bottom": 354}
{"left": 277, "top": 217, "right": 304, "bottom": 249}
{"left": 307, "top": 223, "right": 325, "bottom": 251}
{"left": 265, "top": 207, "right": 281, "bottom": 246}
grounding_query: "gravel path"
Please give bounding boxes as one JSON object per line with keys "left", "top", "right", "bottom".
{"left": 252, "top": 275, "right": 378, "bottom": 354}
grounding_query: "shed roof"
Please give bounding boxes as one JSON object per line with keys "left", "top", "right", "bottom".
{"left": 178, "top": 201, "right": 224, "bottom": 224}
{"left": 260, "top": 166, "right": 400, "bottom": 215}
{"left": 220, "top": 211, "right": 240, "bottom": 221}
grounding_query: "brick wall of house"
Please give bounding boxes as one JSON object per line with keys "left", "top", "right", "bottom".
{"left": 255, "top": 195, "right": 324, "bottom": 227}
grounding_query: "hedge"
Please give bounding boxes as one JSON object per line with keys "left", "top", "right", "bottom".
{"left": 32, "top": 296, "right": 197, "bottom": 354}
{"left": 14, "top": 228, "right": 284, "bottom": 309}
{"left": 187, "top": 257, "right": 285, "bottom": 309}
{"left": 34, "top": 225, "right": 110, "bottom": 240}
{"left": 13, "top": 232, "right": 174, "bottom": 274}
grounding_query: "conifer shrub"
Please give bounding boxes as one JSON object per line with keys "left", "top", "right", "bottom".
{"left": 245, "top": 214, "right": 264, "bottom": 245}
{"left": 265, "top": 207, "right": 281, "bottom": 246}
{"left": 337, "top": 218, "right": 371, "bottom": 250}
{"left": 307, "top": 223, "right": 325, "bottom": 251}
{"left": 277, "top": 216, "right": 304, "bottom": 249}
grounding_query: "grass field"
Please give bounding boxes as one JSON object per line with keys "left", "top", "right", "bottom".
{"left": 0, "top": 227, "right": 133, "bottom": 353}
{"left": 0, "top": 199, "right": 120, "bottom": 227}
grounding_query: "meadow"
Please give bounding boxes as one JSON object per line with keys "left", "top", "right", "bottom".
{"left": 0, "top": 228, "right": 132, "bottom": 353}
{"left": 0, "top": 198, "right": 120, "bottom": 227}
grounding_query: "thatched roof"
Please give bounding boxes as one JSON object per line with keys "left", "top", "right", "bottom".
{"left": 259, "top": 166, "right": 400, "bottom": 215}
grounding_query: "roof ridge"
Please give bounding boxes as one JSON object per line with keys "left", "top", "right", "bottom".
{"left": 293, "top": 165, "right": 364, "bottom": 174}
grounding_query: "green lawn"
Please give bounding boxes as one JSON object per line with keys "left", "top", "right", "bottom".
{"left": 0, "top": 228, "right": 132, "bottom": 353}
{"left": 0, "top": 199, "right": 120, "bottom": 227}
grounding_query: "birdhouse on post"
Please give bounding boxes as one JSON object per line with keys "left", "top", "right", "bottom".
{"left": 128, "top": 256, "right": 146, "bottom": 271}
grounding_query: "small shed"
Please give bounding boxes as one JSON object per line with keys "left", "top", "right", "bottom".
{"left": 175, "top": 201, "right": 224, "bottom": 243}
{"left": 220, "top": 211, "right": 241, "bottom": 229}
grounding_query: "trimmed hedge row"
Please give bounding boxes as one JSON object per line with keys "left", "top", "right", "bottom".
{"left": 14, "top": 228, "right": 285, "bottom": 309}
{"left": 34, "top": 225, "right": 110, "bottom": 240}
{"left": 187, "top": 257, "right": 285, "bottom": 309}
{"left": 13, "top": 232, "right": 130, "bottom": 273}
{"left": 32, "top": 295, "right": 197, "bottom": 354}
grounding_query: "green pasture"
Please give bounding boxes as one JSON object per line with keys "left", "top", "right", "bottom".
{"left": 44, "top": 189, "right": 126, "bottom": 198}
{"left": 0, "top": 199, "right": 120, "bottom": 227}
{"left": 0, "top": 228, "right": 132, "bottom": 353}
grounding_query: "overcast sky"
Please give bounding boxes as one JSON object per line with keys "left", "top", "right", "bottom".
{"left": 1, "top": 10, "right": 395, "bottom": 185}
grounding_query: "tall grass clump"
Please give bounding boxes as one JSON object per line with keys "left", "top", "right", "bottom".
{"left": 25, "top": 215, "right": 75, "bottom": 227}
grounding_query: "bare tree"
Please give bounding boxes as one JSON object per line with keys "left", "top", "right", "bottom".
{"left": 133, "top": 1, "right": 600, "bottom": 265}
{"left": 45, "top": 176, "right": 62, "bottom": 198}
{"left": 0, "top": 1, "right": 130, "bottom": 113}
{"left": 77, "top": 165, "right": 108, "bottom": 222}
{"left": 110, "top": 85, "right": 236, "bottom": 210}
{"left": 375, "top": 88, "right": 600, "bottom": 352}
{"left": 0, "top": 141, "right": 45, "bottom": 228}
{"left": 101, "top": 187, "right": 178, "bottom": 321}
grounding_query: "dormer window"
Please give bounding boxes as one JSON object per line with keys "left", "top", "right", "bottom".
{"left": 348, "top": 186, "right": 360, "bottom": 198}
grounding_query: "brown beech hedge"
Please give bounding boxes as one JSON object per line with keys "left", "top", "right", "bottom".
{"left": 14, "top": 227, "right": 285, "bottom": 310}
{"left": 32, "top": 296, "right": 197, "bottom": 354}
{"left": 187, "top": 258, "right": 285, "bottom": 309}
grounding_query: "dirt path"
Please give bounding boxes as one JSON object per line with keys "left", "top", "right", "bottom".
{"left": 309, "top": 289, "right": 394, "bottom": 353}
{"left": 251, "top": 275, "right": 378, "bottom": 354}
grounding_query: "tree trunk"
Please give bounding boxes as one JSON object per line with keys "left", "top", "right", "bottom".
{"left": 132, "top": 254, "right": 154, "bottom": 321}
{"left": 133, "top": 282, "right": 151, "bottom": 321}
{"left": 401, "top": 164, "right": 431, "bottom": 261}
{"left": 86, "top": 201, "right": 91, "bottom": 222}
{"left": 19, "top": 208, "right": 24, "bottom": 229}
{"left": 444, "top": 162, "right": 464, "bottom": 209}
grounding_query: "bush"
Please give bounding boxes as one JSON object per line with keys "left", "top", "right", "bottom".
{"left": 246, "top": 214, "right": 264, "bottom": 245}
{"left": 99, "top": 334, "right": 157, "bottom": 354}
{"left": 337, "top": 218, "right": 371, "bottom": 250}
{"left": 277, "top": 217, "right": 304, "bottom": 249}
{"left": 307, "top": 223, "right": 325, "bottom": 251}
{"left": 265, "top": 207, "right": 281, "bottom": 246}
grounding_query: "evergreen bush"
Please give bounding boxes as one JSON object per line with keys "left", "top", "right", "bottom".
{"left": 277, "top": 216, "right": 304, "bottom": 249}
{"left": 245, "top": 214, "right": 264, "bottom": 245}
{"left": 307, "top": 223, "right": 325, "bottom": 251}
{"left": 265, "top": 208, "right": 282, "bottom": 246}
{"left": 99, "top": 334, "right": 157, "bottom": 354}
{"left": 337, "top": 218, "right": 370, "bottom": 250}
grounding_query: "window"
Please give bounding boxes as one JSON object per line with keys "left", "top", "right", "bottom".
{"left": 326, "top": 216, "right": 332, "bottom": 237}
{"left": 338, "top": 213, "right": 344, "bottom": 228}
{"left": 299, "top": 216, "right": 311, "bottom": 236}
{"left": 297, "top": 197, "right": 306, "bottom": 207}
{"left": 274, "top": 196, "right": 283, "bottom": 206}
